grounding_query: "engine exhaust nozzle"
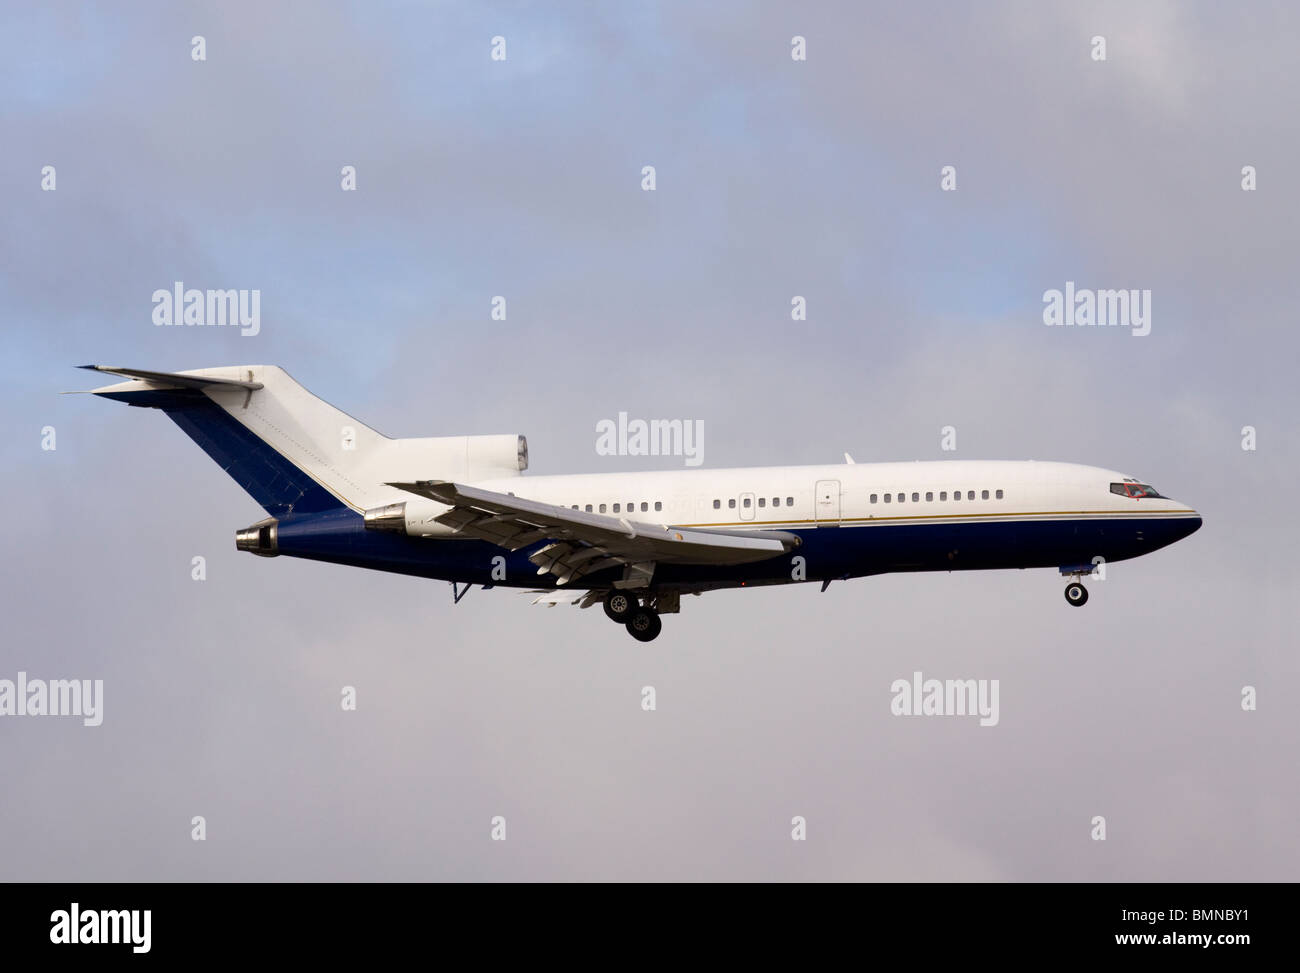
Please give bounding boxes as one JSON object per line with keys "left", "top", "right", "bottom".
{"left": 235, "top": 518, "right": 279, "bottom": 557}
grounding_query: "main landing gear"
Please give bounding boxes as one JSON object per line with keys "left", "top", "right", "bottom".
{"left": 602, "top": 590, "right": 635, "bottom": 623}
{"left": 603, "top": 591, "right": 662, "bottom": 642}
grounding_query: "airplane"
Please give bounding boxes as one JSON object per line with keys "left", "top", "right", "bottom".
{"left": 80, "top": 364, "right": 1202, "bottom": 641}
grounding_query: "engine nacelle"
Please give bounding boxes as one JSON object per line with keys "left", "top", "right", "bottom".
{"left": 381, "top": 434, "right": 527, "bottom": 481}
{"left": 450, "top": 433, "right": 528, "bottom": 475}
{"left": 361, "top": 434, "right": 527, "bottom": 537}
{"left": 362, "top": 498, "right": 464, "bottom": 537}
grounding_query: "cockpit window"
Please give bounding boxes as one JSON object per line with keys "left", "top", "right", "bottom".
{"left": 1110, "top": 481, "right": 1163, "bottom": 499}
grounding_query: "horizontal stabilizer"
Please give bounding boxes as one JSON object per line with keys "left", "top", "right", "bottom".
{"left": 78, "top": 365, "right": 264, "bottom": 391}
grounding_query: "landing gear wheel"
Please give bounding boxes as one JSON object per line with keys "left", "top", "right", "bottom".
{"left": 603, "top": 591, "right": 636, "bottom": 623}
{"left": 1064, "top": 582, "right": 1089, "bottom": 607}
{"left": 625, "top": 608, "right": 662, "bottom": 642}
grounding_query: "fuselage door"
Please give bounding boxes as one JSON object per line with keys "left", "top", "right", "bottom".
{"left": 739, "top": 492, "right": 755, "bottom": 521}
{"left": 815, "top": 479, "right": 841, "bottom": 525}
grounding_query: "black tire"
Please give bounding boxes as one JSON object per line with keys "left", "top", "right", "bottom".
{"left": 625, "top": 608, "right": 662, "bottom": 642}
{"left": 1064, "top": 582, "right": 1089, "bottom": 607}
{"left": 603, "top": 590, "right": 636, "bottom": 623}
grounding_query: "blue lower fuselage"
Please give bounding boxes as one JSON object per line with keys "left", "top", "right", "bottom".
{"left": 272, "top": 507, "right": 1201, "bottom": 591}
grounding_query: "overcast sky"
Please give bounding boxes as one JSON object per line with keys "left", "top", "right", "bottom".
{"left": 1, "top": 0, "right": 1296, "bottom": 880}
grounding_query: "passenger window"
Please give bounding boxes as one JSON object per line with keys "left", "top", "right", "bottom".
{"left": 728, "top": 499, "right": 736, "bottom": 509}
{"left": 926, "top": 492, "right": 933, "bottom": 502}
{"left": 713, "top": 499, "right": 720, "bottom": 509}
{"left": 641, "top": 502, "right": 648, "bottom": 512}
{"left": 599, "top": 503, "right": 606, "bottom": 513}
{"left": 773, "top": 497, "right": 780, "bottom": 507}
{"left": 870, "top": 494, "right": 877, "bottom": 503}
{"left": 940, "top": 491, "right": 947, "bottom": 501}
{"left": 786, "top": 497, "right": 793, "bottom": 506}
{"left": 758, "top": 497, "right": 766, "bottom": 507}
{"left": 743, "top": 497, "right": 751, "bottom": 508}
{"left": 884, "top": 493, "right": 892, "bottom": 503}
{"left": 585, "top": 504, "right": 592, "bottom": 512}
{"left": 654, "top": 501, "right": 662, "bottom": 512}
{"left": 967, "top": 490, "right": 975, "bottom": 500}
{"left": 912, "top": 492, "right": 919, "bottom": 502}
{"left": 897, "top": 493, "right": 905, "bottom": 503}
{"left": 995, "top": 489, "right": 1003, "bottom": 499}
{"left": 572, "top": 505, "right": 578, "bottom": 510}
{"left": 981, "top": 490, "right": 989, "bottom": 500}
{"left": 953, "top": 491, "right": 961, "bottom": 501}
{"left": 613, "top": 503, "right": 620, "bottom": 513}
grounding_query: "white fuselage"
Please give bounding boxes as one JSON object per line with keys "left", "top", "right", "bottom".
{"left": 415, "top": 460, "right": 1197, "bottom": 535}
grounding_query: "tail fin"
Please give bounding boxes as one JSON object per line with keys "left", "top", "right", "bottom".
{"left": 84, "top": 365, "right": 529, "bottom": 519}
{"left": 84, "top": 365, "right": 381, "bottom": 517}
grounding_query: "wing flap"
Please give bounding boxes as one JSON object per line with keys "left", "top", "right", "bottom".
{"left": 386, "top": 479, "right": 800, "bottom": 584}
{"left": 529, "top": 589, "right": 603, "bottom": 609}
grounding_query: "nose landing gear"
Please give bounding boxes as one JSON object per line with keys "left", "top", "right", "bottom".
{"left": 1059, "top": 563, "right": 1097, "bottom": 608}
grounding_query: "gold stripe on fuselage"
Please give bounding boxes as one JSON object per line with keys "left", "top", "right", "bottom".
{"left": 681, "top": 509, "right": 1200, "bottom": 529}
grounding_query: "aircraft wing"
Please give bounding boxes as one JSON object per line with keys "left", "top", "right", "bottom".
{"left": 386, "top": 480, "right": 800, "bottom": 587}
